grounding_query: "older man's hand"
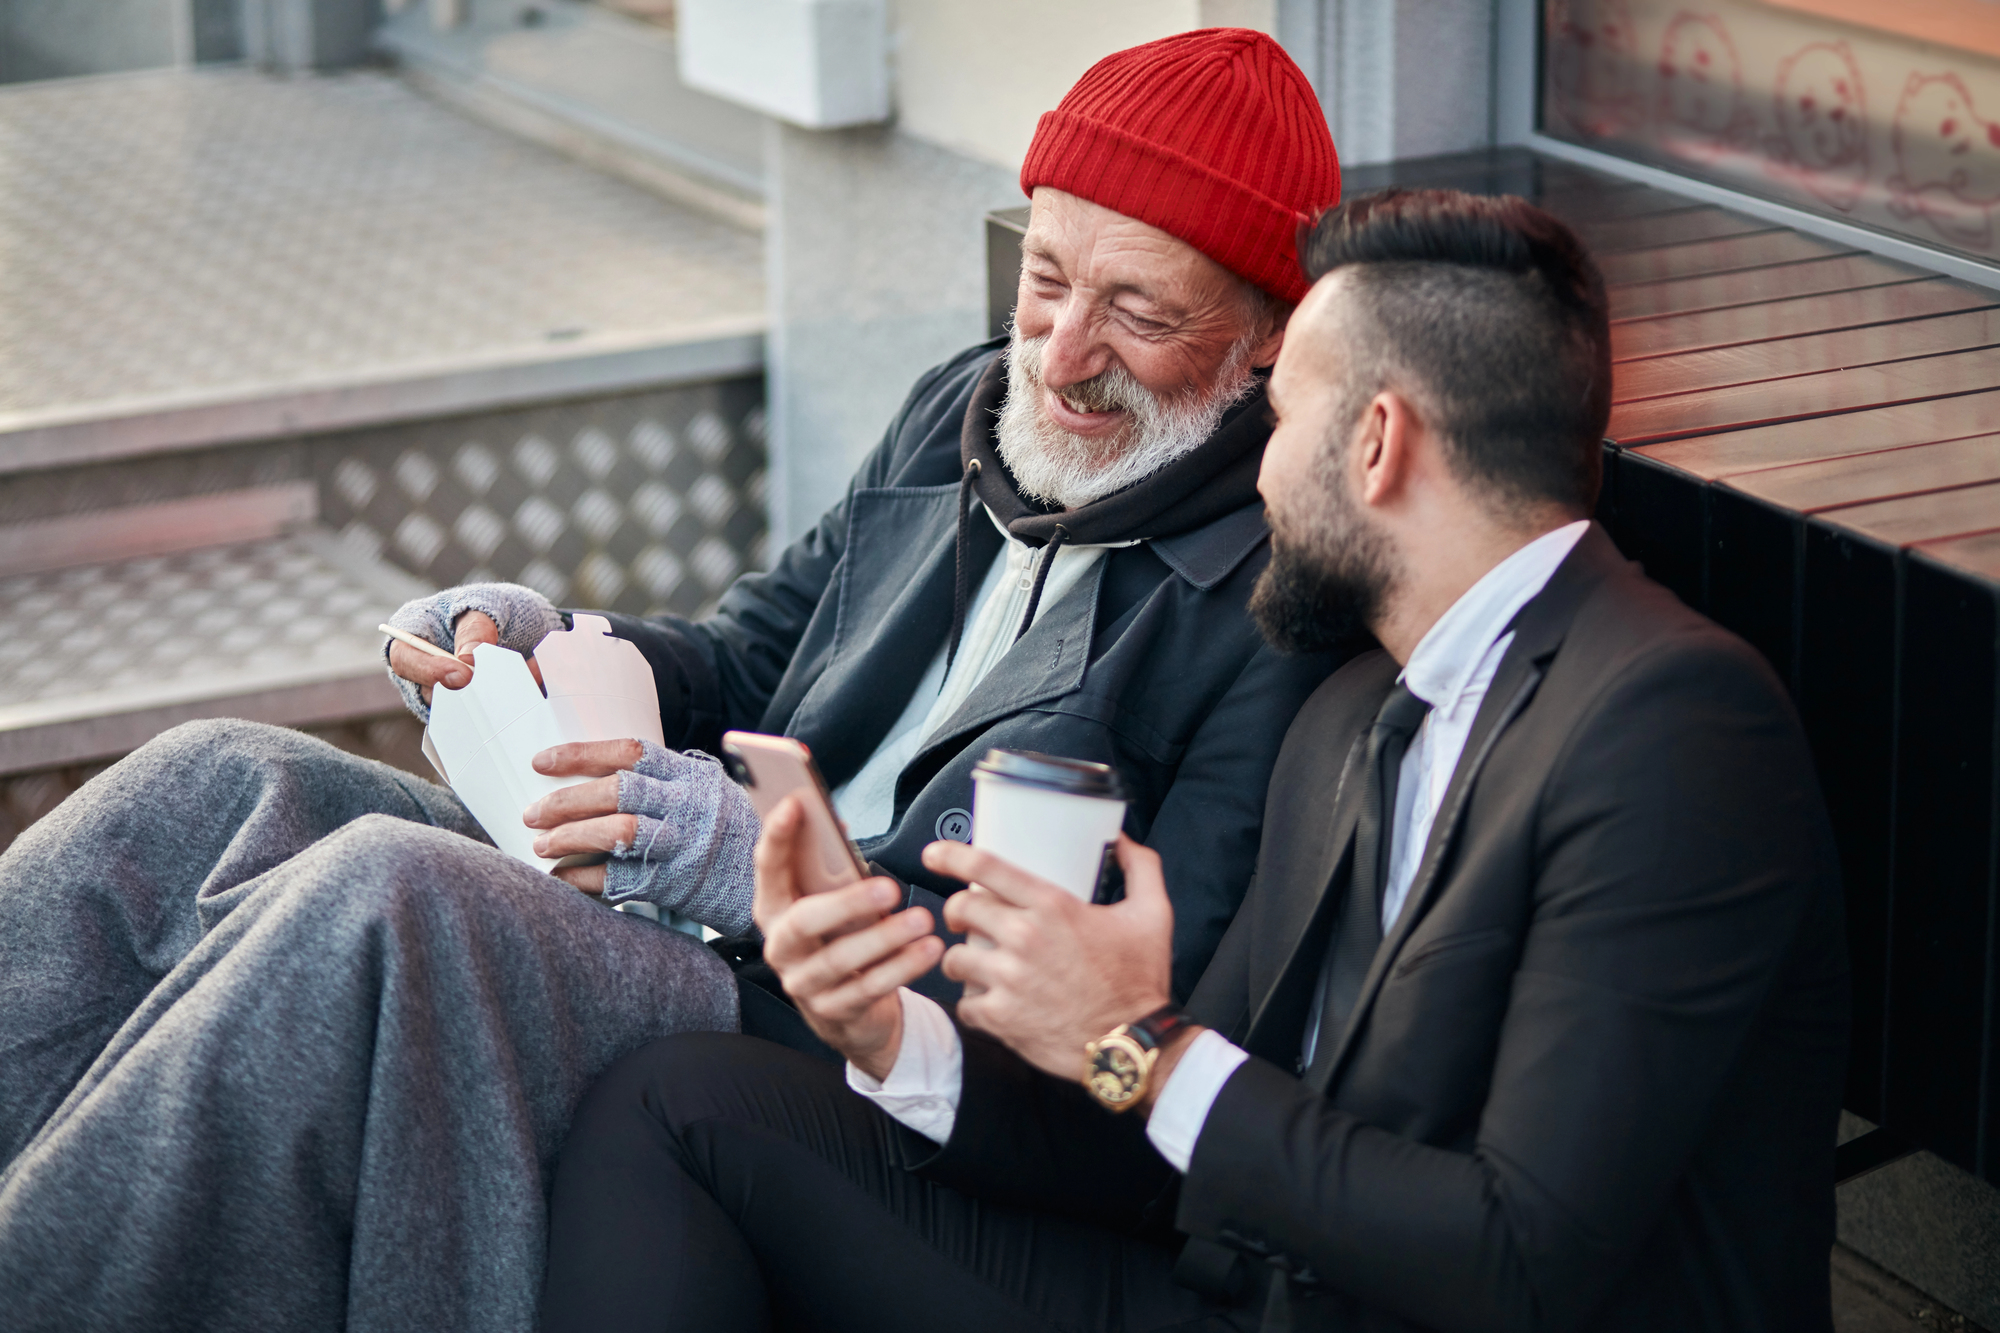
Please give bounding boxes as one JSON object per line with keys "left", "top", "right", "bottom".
{"left": 757, "top": 795, "right": 944, "bottom": 1080}
{"left": 521, "top": 739, "right": 649, "bottom": 892}
{"left": 930, "top": 835, "right": 1176, "bottom": 1084}
{"left": 387, "top": 610, "right": 546, "bottom": 705}
{"left": 387, "top": 609, "right": 494, "bottom": 705}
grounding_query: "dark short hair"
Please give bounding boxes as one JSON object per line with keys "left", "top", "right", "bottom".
{"left": 1299, "top": 188, "right": 1611, "bottom": 516}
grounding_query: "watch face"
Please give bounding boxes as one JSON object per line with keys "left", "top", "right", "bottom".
{"left": 1088, "top": 1037, "right": 1145, "bottom": 1107}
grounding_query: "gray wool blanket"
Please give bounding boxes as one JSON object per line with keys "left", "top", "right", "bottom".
{"left": 0, "top": 718, "right": 738, "bottom": 1332}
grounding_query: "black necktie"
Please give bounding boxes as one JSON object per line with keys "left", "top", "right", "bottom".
{"left": 1306, "top": 682, "right": 1431, "bottom": 1080}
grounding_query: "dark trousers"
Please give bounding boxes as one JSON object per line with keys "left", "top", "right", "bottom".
{"left": 539, "top": 1032, "right": 1249, "bottom": 1333}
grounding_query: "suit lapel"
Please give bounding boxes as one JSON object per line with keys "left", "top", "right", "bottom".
{"left": 1309, "top": 524, "right": 1627, "bottom": 1090}
{"left": 1238, "top": 729, "right": 1371, "bottom": 1060}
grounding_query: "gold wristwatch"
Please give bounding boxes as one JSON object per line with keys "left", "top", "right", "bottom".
{"left": 1085, "top": 1003, "right": 1192, "bottom": 1112}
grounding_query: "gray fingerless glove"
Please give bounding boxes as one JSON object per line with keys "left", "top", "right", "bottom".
{"left": 603, "top": 741, "right": 759, "bottom": 937}
{"left": 383, "top": 582, "right": 566, "bottom": 723}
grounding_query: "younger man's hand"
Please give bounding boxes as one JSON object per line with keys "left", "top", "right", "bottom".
{"left": 931, "top": 835, "right": 1176, "bottom": 1084}
{"left": 756, "top": 795, "right": 943, "bottom": 1081}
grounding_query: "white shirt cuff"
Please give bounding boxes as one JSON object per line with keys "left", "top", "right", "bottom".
{"left": 844, "top": 988, "right": 964, "bottom": 1145}
{"left": 1145, "top": 1028, "right": 1250, "bottom": 1173}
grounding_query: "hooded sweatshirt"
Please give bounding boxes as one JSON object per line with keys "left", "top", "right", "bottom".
{"left": 833, "top": 354, "right": 1269, "bottom": 835}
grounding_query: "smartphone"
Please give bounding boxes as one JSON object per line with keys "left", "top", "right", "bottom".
{"left": 721, "top": 731, "right": 868, "bottom": 895}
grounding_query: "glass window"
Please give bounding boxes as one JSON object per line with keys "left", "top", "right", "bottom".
{"left": 1543, "top": 0, "right": 2000, "bottom": 265}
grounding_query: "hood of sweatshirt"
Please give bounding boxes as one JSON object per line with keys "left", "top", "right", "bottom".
{"left": 939, "top": 350, "right": 1272, "bottom": 672}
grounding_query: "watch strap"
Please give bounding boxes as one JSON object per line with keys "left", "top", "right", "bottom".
{"left": 1127, "top": 1003, "right": 1190, "bottom": 1053}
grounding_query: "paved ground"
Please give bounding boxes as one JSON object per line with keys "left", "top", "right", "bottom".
{"left": 1836, "top": 1245, "right": 1989, "bottom": 1331}
{"left": 0, "top": 65, "right": 761, "bottom": 419}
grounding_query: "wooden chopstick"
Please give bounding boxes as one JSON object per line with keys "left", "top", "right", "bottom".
{"left": 379, "top": 624, "right": 472, "bottom": 669}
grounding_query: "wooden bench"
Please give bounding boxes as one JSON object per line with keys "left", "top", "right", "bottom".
{"left": 1348, "top": 148, "right": 2000, "bottom": 1187}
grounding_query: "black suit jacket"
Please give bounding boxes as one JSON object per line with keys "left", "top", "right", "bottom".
{"left": 919, "top": 525, "right": 1850, "bottom": 1332}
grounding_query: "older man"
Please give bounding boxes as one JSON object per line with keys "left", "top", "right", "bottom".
{"left": 0, "top": 28, "right": 1345, "bottom": 1333}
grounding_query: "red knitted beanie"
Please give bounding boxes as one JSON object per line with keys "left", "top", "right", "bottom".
{"left": 1020, "top": 28, "right": 1339, "bottom": 305}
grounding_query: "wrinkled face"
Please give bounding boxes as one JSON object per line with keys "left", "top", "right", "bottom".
{"left": 1249, "top": 278, "right": 1397, "bottom": 653}
{"left": 998, "top": 188, "right": 1276, "bottom": 508}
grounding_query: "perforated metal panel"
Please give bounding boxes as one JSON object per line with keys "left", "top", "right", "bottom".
{"left": 312, "top": 379, "right": 767, "bottom": 619}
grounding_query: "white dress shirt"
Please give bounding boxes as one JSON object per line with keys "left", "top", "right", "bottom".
{"left": 848, "top": 521, "right": 1591, "bottom": 1167}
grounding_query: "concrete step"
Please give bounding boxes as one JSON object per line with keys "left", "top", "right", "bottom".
{"left": 0, "top": 524, "right": 428, "bottom": 774}
{"left": 0, "top": 63, "right": 768, "bottom": 827}
{"left": 0, "top": 65, "right": 764, "bottom": 475}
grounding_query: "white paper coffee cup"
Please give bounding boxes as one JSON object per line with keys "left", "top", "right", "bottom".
{"left": 969, "top": 749, "right": 1127, "bottom": 903}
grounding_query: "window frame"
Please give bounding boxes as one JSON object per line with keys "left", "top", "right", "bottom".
{"left": 1491, "top": 0, "right": 2000, "bottom": 292}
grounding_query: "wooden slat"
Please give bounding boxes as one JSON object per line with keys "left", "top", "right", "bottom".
{"left": 1573, "top": 207, "right": 1776, "bottom": 255}
{"left": 1610, "top": 254, "right": 1927, "bottom": 321}
{"left": 1339, "top": 146, "right": 1537, "bottom": 193}
{"left": 1818, "top": 478, "right": 2000, "bottom": 545}
{"left": 1523, "top": 158, "right": 1639, "bottom": 195}
{"left": 1499, "top": 148, "right": 2000, "bottom": 1184}
{"left": 1921, "top": 527, "right": 2000, "bottom": 579}
{"left": 1340, "top": 147, "right": 1621, "bottom": 199}
{"left": 1610, "top": 346, "right": 2000, "bottom": 445}
{"left": 1540, "top": 185, "right": 1711, "bottom": 225}
{"left": 1596, "top": 230, "right": 1850, "bottom": 289}
{"left": 1727, "top": 433, "right": 2000, "bottom": 513}
{"left": 1637, "top": 388, "right": 2000, "bottom": 478}
{"left": 1615, "top": 308, "right": 2000, "bottom": 403}
{"left": 1610, "top": 279, "right": 1998, "bottom": 361}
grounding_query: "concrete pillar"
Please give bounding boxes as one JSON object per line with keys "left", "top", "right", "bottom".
{"left": 762, "top": 120, "right": 1017, "bottom": 542}
{"left": 240, "top": 0, "right": 382, "bottom": 71}
{"left": 0, "top": 0, "right": 181, "bottom": 82}
{"left": 1280, "top": 0, "right": 1500, "bottom": 167}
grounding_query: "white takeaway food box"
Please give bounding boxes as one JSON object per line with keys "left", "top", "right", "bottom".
{"left": 422, "top": 614, "right": 664, "bottom": 871}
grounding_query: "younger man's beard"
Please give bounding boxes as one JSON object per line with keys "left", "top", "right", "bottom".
{"left": 994, "top": 328, "right": 1257, "bottom": 509}
{"left": 1249, "top": 448, "right": 1396, "bottom": 655}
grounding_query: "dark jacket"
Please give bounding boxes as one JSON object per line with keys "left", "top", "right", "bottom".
{"left": 920, "top": 525, "right": 1850, "bottom": 1331}
{"left": 601, "top": 340, "right": 1344, "bottom": 1002}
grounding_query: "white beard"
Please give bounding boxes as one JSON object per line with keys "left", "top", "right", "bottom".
{"left": 993, "top": 330, "right": 1257, "bottom": 510}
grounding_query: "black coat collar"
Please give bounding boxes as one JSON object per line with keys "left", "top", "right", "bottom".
{"left": 957, "top": 351, "right": 1273, "bottom": 558}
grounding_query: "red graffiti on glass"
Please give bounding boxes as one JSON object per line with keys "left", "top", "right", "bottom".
{"left": 1889, "top": 72, "right": 2000, "bottom": 249}
{"left": 1656, "top": 12, "right": 1749, "bottom": 160}
{"left": 1549, "top": 0, "right": 1644, "bottom": 137}
{"left": 1767, "top": 41, "right": 1869, "bottom": 211}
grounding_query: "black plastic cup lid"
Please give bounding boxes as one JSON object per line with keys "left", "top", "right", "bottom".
{"left": 972, "top": 748, "right": 1125, "bottom": 799}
